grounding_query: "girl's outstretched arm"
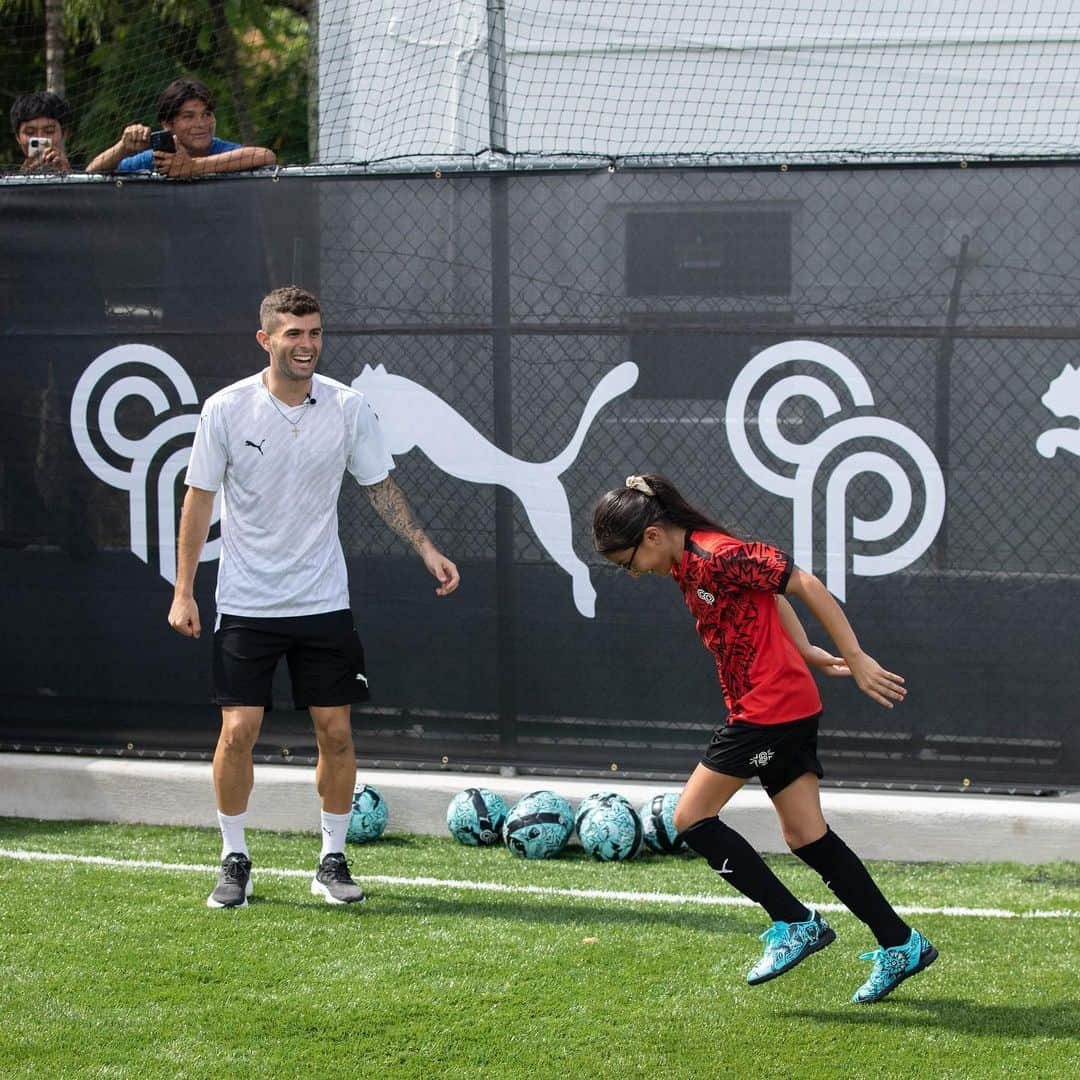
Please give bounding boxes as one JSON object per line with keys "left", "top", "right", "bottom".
{"left": 775, "top": 595, "right": 850, "bottom": 677}
{"left": 784, "top": 568, "right": 906, "bottom": 708}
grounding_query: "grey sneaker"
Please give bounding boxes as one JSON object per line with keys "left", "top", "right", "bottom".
{"left": 207, "top": 852, "right": 253, "bottom": 909}
{"left": 311, "top": 852, "right": 366, "bottom": 905}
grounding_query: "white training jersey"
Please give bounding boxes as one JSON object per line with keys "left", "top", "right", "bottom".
{"left": 185, "top": 370, "right": 394, "bottom": 618}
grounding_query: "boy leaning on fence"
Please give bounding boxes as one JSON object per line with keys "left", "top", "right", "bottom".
{"left": 86, "top": 77, "right": 275, "bottom": 178}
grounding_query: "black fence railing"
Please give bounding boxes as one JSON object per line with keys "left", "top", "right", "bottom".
{"left": 2, "top": 162, "right": 1078, "bottom": 791}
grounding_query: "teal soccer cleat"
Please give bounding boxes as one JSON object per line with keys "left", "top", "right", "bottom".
{"left": 852, "top": 929, "right": 938, "bottom": 1003}
{"left": 747, "top": 909, "right": 836, "bottom": 985}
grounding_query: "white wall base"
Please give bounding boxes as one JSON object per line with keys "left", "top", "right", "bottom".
{"left": 1, "top": 753, "right": 1077, "bottom": 864}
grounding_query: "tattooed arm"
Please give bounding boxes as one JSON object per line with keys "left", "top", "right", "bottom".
{"left": 365, "top": 476, "right": 460, "bottom": 596}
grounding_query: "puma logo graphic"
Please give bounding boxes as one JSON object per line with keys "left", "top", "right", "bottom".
{"left": 352, "top": 362, "right": 639, "bottom": 617}
{"left": 245, "top": 439, "right": 266, "bottom": 455}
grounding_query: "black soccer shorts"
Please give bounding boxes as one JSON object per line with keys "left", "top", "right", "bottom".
{"left": 700, "top": 713, "right": 824, "bottom": 797}
{"left": 212, "top": 609, "right": 369, "bottom": 709}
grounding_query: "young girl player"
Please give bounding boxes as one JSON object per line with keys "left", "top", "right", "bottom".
{"left": 593, "top": 474, "right": 937, "bottom": 1004}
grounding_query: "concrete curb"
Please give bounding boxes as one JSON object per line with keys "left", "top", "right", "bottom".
{"left": 1, "top": 753, "right": 1077, "bottom": 863}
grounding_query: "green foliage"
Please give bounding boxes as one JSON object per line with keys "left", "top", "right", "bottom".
{"left": 1, "top": 819, "right": 1078, "bottom": 1079}
{"left": 0, "top": 0, "right": 309, "bottom": 168}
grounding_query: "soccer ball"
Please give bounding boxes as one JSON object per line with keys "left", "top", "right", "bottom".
{"left": 503, "top": 790, "right": 574, "bottom": 859}
{"left": 639, "top": 791, "right": 687, "bottom": 853}
{"left": 347, "top": 783, "right": 388, "bottom": 843}
{"left": 574, "top": 790, "right": 633, "bottom": 834}
{"left": 577, "top": 799, "right": 644, "bottom": 861}
{"left": 446, "top": 788, "right": 508, "bottom": 846}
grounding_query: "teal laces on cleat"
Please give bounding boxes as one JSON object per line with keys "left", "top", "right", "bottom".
{"left": 747, "top": 909, "right": 836, "bottom": 985}
{"left": 852, "top": 928, "right": 938, "bottom": 1004}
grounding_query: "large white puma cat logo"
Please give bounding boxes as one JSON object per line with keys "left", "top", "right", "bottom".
{"left": 352, "top": 362, "right": 639, "bottom": 617}
{"left": 1036, "top": 363, "right": 1080, "bottom": 459}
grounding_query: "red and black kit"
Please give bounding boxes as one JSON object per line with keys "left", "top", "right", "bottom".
{"left": 672, "top": 529, "right": 822, "bottom": 726}
{"left": 673, "top": 530, "right": 825, "bottom": 791}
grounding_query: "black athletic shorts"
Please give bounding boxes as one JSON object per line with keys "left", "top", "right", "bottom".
{"left": 701, "top": 713, "right": 824, "bottom": 797}
{"left": 212, "top": 609, "right": 369, "bottom": 709}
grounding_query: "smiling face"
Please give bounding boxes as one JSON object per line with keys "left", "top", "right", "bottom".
{"left": 164, "top": 98, "right": 215, "bottom": 156}
{"left": 257, "top": 311, "right": 323, "bottom": 391}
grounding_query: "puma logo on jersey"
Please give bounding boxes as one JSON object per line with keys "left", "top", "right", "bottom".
{"left": 245, "top": 439, "right": 266, "bottom": 455}
{"left": 696, "top": 587, "right": 716, "bottom": 605}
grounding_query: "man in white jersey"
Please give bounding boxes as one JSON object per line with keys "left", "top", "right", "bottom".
{"left": 168, "top": 285, "right": 459, "bottom": 909}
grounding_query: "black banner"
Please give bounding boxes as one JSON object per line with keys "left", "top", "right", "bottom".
{"left": 2, "top": 168, "right": 1078, "bottom": 789}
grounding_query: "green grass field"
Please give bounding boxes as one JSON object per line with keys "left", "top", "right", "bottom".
{"left": 1, "top": 817, "right": 1077, "bottom": 1079}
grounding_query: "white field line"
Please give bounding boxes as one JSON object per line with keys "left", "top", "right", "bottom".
{"left": 0, "top": 847, "right": 1076, "bottom": 920}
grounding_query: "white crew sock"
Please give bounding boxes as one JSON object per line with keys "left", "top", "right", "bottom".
{"left": 320, "top": 810, "right": 352, "bottom": 859}
{"left": 217, "top": 810, "right": 249, "bottom": 860}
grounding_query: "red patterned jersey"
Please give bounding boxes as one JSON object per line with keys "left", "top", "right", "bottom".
{"left": 671, "top": 530, "right": 822, "bottom": 726}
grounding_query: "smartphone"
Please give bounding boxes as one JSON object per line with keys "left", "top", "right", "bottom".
{"left": 149, "top": 130, "right": 176, "bottom": 153}
{"left": 28, "top": 136, "right": 52, "bottom": 154}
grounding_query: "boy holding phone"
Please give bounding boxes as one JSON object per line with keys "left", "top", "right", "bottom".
{"left": 86, "top": 78, "right": 275, "bottom": 177}
{"left": 10, "top": 91, "right": 73, "bottom": 174}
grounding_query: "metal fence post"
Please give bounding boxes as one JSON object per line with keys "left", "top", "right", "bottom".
{"left": 489, "top": 0, "right": 516, "bottom": 747}
{"left": 933, "top": 233, "right": 969, "bottom": 568}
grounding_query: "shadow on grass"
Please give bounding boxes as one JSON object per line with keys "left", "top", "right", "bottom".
{"left": 0, "top": 817, "right": 215, "bottom": 841}
{"left": 784, "top": 998, "right": 1080, "bottom": 1039}
{"left": 0, "top": 818, "right": 440, "bottom": 852}
{"left": 249, "top": 889, "right": 753, "bottom": 935}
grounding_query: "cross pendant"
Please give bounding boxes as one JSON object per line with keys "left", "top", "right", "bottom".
{"left": 291, "top": 426, "right": 299, "bottom": 437}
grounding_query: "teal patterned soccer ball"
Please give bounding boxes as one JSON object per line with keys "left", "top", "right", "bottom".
{"left": 503, "top": 790, "right": 574, "bottom": 859}
{"left": 639, "top": 792, "right": 687, "bottom": 853}
{"left": 577, "top": 800, "right": 644, "bottom": 862}
{"left": 347, "top": 783, "right": 388, "bottom": 843}
{"left": 446, "top": 788, "right": 508, "bottom": 846}
{"left": 574, "top": 791, "right": 633, "bottom": 834}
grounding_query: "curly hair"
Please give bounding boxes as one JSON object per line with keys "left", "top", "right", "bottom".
{"left": 259, "top": 286, "right": 321, "bottom": 332}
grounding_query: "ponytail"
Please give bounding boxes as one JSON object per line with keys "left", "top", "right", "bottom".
{"left": 592, "top": 473, "right": 732, "bottom": 554}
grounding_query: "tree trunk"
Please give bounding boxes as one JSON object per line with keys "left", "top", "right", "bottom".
{"left": 45, "top": 0, "right": 65, "bottom": 98}
{"left": 207, "top": 0, "right": 255, "bottom": 145}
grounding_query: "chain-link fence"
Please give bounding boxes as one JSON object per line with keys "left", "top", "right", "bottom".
{"left": 1, "top": 161, "right": 1078, "bottom": 790}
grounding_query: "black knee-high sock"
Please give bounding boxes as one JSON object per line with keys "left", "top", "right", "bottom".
{"left": 680, "top": 817, "right": 810, "bottom": 924}
{"left": 793, "top": 827, "right": 910, "bottom": 948}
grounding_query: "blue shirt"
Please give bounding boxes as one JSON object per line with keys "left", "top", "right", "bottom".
{"left": 116, "top": 138, "right": 243, "bottom": 173}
